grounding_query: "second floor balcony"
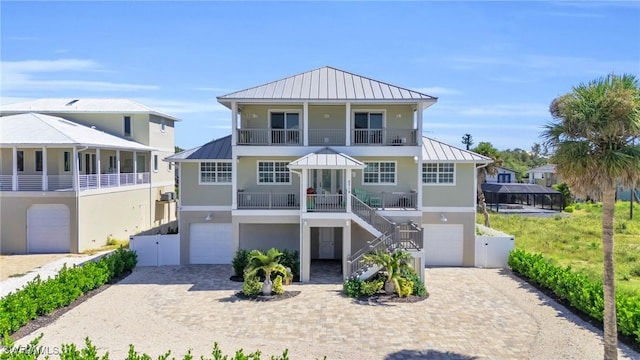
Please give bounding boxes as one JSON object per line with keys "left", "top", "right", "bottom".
{"left": 0, "top": 172, "right": 150, "bottom": 192}
{"left": 236, "top": 128, "right": 418, "bottom": 147}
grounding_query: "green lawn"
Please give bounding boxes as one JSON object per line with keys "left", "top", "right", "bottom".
{"left": 486, "top": 201, "right": 640, "bottom": 295}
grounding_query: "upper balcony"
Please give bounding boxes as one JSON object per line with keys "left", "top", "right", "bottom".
{"left": 0, "top": 172, "right": 150, "bottom": 192}
{"left": 236, "top": 128, "right": 418, "bottom": 147}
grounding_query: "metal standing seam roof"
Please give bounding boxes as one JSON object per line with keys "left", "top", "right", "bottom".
{"left": 165, "top": 136, "right": 232, "bottom": 161}
{"left": 287, "top": 148, "right": 365, "bottom": 169}
{"left": 0, "top": 113, "right": 154, "bottom": 151}
{"left": 0, "top": 98, "right": 181, "bottom": 122}
{"left": 422, "top": 136, "right": 492, "bottom": 163}
{"left": 217, "top": 66, "right": 438, "bottom": 106}
{"left": 527, "top": 164, "right": 556, "bottom": 174}
{"left": 481, "top": 183, "right": 560, "bottom": 194}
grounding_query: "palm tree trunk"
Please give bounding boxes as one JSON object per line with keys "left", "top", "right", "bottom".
{"left": 602, "top": 187, "right": 618, "bottom": 360}
{"left": 477, "top": 173, "right": 491, "bottom": 227}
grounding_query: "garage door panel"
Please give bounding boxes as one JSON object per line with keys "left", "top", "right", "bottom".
{"left": 28, "top": 204, "right": 71, "bottom": 253}
{"left": 189, "top": 223, "right": 232, "bottom": 264}
{"left": 424, "top": 224, "right": 464, "bottom": 266}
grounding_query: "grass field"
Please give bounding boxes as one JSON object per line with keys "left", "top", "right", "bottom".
{"left": 487, "top": 201, "right": 640, "bottom": 295}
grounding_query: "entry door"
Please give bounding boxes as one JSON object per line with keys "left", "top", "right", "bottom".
{"left": 312, "top": 169, "right": 343, "bottom": 194}
{"left": 318, "top": 227, "right": 335, "bottom": 259}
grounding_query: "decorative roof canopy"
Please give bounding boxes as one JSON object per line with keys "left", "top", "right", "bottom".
{"left": 287, "top": 147, "right": 365, "bottom": 169}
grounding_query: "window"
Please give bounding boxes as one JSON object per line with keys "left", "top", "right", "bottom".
{"left": 422, "top": 163, "right": 455, "bottom": 184}
{"left": 124, "top": 116, "right": 132, "bottom": 137}
{"left": 161, "top": 119, "right": 166, "bottom": 132}
{"left": 168, "top": 162, "right": 172, "bottom": 171}
{"left": 153, "top": 155, "right": 159, "bottom": 172}
{"left": 200, "top": 162, "right": 232, "bottom": 184}
{"left": 64, "top": 152, "right": 71, "bottom": 172}
{"left": 257, "top": 161, "right": 290, "bottom": 184}
{"left": 109, "top": 155, "right": 117, "bottom": 171}
{"left": 354, "top": 112, "right": 383, "bottom": 144}
{"left": 363, "top": 161, "right": 395, "bottom": 184}
{"left": 35, "top": 151, "right": 43, "bottom": 172}
{"left": 270, "top": 111, "right": 300, "bottom": 144}
{"left": 17, "top": 151, "right": 24, "bottom": 171}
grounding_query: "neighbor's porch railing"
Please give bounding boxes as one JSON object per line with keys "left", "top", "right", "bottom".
{"left": 237, "top": 192, "right": 299, "bottom": 209}
{"left": 0, "top": 173, "right": 150, "bottom": 192}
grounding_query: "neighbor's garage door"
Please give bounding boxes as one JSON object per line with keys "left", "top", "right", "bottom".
{"left": 424, "top": 224, "right": 464, "bottom": 266}
{"left": 189, "top": 223, "right": 232, "bottom": 264}
{"left": 27, "top": 204, "right": 71, "bottom": 253}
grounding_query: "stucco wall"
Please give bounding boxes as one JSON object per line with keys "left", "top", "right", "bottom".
{"left": 422, "top": 163, "right": 475, "bottom": 207}
{"left": 178, "top": 210, "right": 232, "bottom": 264}
{"left": 179, "top": 162, "right": 232, "bottom": 206}
{"left": 352, "top": 156, "right": 418, "bottom": 194}
{"left": 236, "top": 156, "right": 300, "bottom": 193}
{"left": 239, "top": 224, "right": 300, "bottom": 252}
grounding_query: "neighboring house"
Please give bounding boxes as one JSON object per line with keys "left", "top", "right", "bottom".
{"left": 484, "top": 166, "right": 517, "bottom": 184}
{"left": 0, "top": 99, "right": 179, "bottom": 254}
{"left": 166, "top": 66, "right": 491, "bottom": 282}
{"left": 527, "top": 164, "right": 558, "bottom": 186}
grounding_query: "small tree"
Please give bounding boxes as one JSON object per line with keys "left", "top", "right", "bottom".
{"left": 473, "top": 142, "right": 503, "bottom": 227}
{"left": 244, "top": 248, "right": 291, "bottom": 296}
{"left": 362, "top": 250, "right": 413, "bottom": 295}
{"left": 461, "top": 133, "right": 474, "bottom": 150}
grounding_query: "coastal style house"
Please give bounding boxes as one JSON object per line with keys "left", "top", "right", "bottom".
{"left": 484, "top": 166, "right": 517, "bottom": 184}
{"left": 0, "top": 99, "right": 178, "bottom": 254}
{"left": 527, "top": 164, "right": 558, "bottom": 187}
{"left": 167, "top": 67, "right": 491, "bottom": 282}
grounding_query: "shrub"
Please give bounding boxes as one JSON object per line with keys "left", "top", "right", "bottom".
{"left": 279, "top": 249, "right": 300, "bottom": 278}
{"left": 273, "top": 275, "right": 285, "bottom": 295}
{"left": 0, "top": 248, "right": 137, "bottom": 337}
{"left": 397, "top": 278, "right": 413, "bottom": 298}
{"left": 402, "top": 269, "right": 428, "bottom": 297}
{"left": 509, "top": 249, "right": 640, "bottom": 344}
{"left": 242, "top": 276, "right": 262, "bottom": 296}
{"left": 343, "top": 278, "right": 364, "bottom": 298}
{"left": 360, "top": 279, "right": 383, "bottom": 296}
{"left": 564, "top": 206, "right": 574, "bottom": 213}
{"left": 232, "top": 249, "right": 250, "bottom": 277}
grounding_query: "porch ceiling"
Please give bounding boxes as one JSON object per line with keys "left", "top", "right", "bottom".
{"left": 287, "top": 147, "right": 365, "bottom": 169}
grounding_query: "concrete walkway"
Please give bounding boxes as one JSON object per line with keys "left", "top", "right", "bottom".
{"left": 0, "top": 250, "right": 114, "bottom": 298}
{"left": 15, "top": 265, "right": 639, "bottom": 360}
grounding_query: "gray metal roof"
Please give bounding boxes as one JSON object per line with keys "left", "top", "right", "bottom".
{"left": 0, "top": 113, "right": 153, "bottom": 151}
{"left": 288, "top": 147, "right": 365, "bottom": 169}
{"left": 422, "top": 136, "right": 492, "bottom": 163}
{"left": 217, "top": 66, "right": 438, "bottom": 106}
{"left": 0, "top": 98, "right": 180, "bottom": 121}
{"left": 481, "top": 183, "right": 560, "bottom": 194}
{"left": 527, "top": 164, "right": 556, "bottom": 174}
{"left": 165, "top": 136, "right": 232, "bottom": 162}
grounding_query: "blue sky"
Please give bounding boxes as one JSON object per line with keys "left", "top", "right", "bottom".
{"left": 2, "top": 1, "right": 639, "bottom": 151}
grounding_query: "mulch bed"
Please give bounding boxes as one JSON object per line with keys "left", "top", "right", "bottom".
{"left": 512, "top": 271, "right": 640, "bottom": 353}
{"left": 353, "top": 292, "right": 429, "bottom": 305}
{"left": 234, "top": 291, "right": 301, "bottom": 302}
{"left": 7, "top": 270, "right": 132, "bottom": 341}
{"left": 229, "top": 275, "right": 300, "bottom": 283}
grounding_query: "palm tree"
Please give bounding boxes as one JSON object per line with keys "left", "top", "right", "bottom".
{"left": 543, "top": 74, "right": 640, "bottom": 360}
{"left": 472, "top": 142, "right": 503, "bottom": 227}
{"left": 362, "top": 250, "right": 413, "bottom": 295}
{"left": 244, "top": 248, "right": 291, "bottom": 295}
{"left": 461, "top": 133, "right": 474, "bottom": 150}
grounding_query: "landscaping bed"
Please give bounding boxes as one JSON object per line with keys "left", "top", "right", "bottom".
{"left": 234, "top": 290, "right": 301, "bottom": 302}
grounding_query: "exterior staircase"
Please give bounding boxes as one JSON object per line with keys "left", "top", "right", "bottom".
{"left": 347, "top": 194, "right": 423, "bottom": 280}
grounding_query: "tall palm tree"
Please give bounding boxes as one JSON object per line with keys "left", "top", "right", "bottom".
{"left": 473, "top": 142, "right": 503, "bottom": 227}
{"left": 543, "top": 74, "right": 640, "bottom": 360}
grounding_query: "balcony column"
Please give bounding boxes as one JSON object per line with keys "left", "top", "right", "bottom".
{"left": 345, "top": 102, "right": 351, "bottom": 146}
{"left": 232, "top": 156, "right": 238, "bottom": 209}
{"left": 133, "top": 151, "right": 137, "bottom": 184}
{"left": 96, "top": 148, "right": 101, "bottom": 188}
{"left": 231, "top": 102, "right": 238, "bottom": 146}
{"left": 72, "top": 147, "right": 79, "bottom": 191}
{"left": 42, "top": 147, "right": 47, "bottom": 191}
{"left": 303, "top": 101, "right": 309, "bottom": 146}
{"left": 346, "top": 169, "right": 352, "bottom": 212}
{"left": 116, "top": 150, "right": 121, "bottom": 186}
{"left": 12, "top": 147, "right": 18, "bottom": 191}
{"left": 301, "top": 169, "right": 308, "bottom": 213}
{"left": 416, "top": 102, "right": 423, "bottom": 144}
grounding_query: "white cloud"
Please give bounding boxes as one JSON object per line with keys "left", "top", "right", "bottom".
{"left": 413, "top": 86, "right": 462, "bottom": 96}
{"left": 426, "top": 122, "right": 542, "bottom": 131}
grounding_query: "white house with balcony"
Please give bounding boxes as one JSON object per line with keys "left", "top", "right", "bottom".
{"left": 0, "top": 99, "right": 178, "bottom": 254}
{"left": 167, "top": 66, "right": 491, "bottom": 282}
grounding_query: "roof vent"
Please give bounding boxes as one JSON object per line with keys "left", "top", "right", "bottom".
{"left": 66, "top": 99, "right": 79, "bottom": 106}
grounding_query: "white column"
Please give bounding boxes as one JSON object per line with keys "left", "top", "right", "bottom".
{"left": 133, "top": 151, "right": 137, "bottom": 184}
{"left": 116, "top": 150, "right": 121, "bottom": 186}
{"left": 345, "top": 102, "right": 351, "bottom": 146}
{"left": 303, "top": 101, "right": 309, "bottom": 146}
{"left": 416, "top": 102, "right": 423, "bottom": 144}
{"left": 96, "top": 148, "right": 101, "bottom": 188}
{"left": 42, "top": 147, "right": 47, "bottom": 191}
{"left": 231, "top": 102, "right": 238, "bottom": 146}
{"left": 302, "top": 223, "right": 311, "bottom": 282}
{"left": 346, "top": 169, "right": 352, "bottom": 212}
{"left": 342, "top": 225, "right": 351, "bottom": 280}
{"left": 301, "top": 169, "right": 308, "bottom": 212}
{"left": 72, "top": 147, "right": 79, "bottom": 191}
{"left": 232, "top": 156, "right": 238, "bottom": 209}
{"left": 12, "top": 147, "right": 17, "bottom": 191}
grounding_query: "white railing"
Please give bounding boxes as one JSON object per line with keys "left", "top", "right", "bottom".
{"left": 237, "top": 129, "right": 303, "bottom": 145}
{"left": 1, "top": 172, "right": 150, "bottom": 192}
{"left": 384, "top": 129, "right": 418, "bottom": 146}
{"left": 0, "top": 175, "right": 12, "bottom": 191}
{"left": 308, "top": 129, "right": 346, "bottom": 146}
{"left": 352, "top": 128, "right": 418, "bottom": 146}
{"left": 17, "top": 175, "right": 43, "bottom": 191}
{"left": 306, "top": 194, "right": 346, "bottom": 212}
{"left": 48, "top": 175, "right": 73, "bottom": 191}
{"left": 99, "top": 173, "right": 119, "bottom": 188}
{"left": 237, "top": 192, "right": 298, "bottom": 209}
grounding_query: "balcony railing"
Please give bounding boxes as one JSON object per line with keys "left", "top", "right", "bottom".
{"left": 308, "top": 129, "right": 346, "bottom": 146}
{"left": 352, "top": 128, "right": 418, "bottom": 146}
{"left": 237, "top": 192, "right": 299, "bottom": 209}
{"left": 0, "top": 172, "right": 150, "bottom": 192}
{"left": 306, "top": 194, "right": 346, "bottom": 212}
{"left": 237, "top": 129, "right": 302, "bottom": 146}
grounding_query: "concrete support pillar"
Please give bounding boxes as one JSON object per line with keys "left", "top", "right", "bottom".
{"left": 301, "top": 222, "right": 311, "bottom": 282}
{"left": 42, "top": 147, "right": 47, "bottom": 191}
{"left": 12, "top": 147, "right": 18, "bottom": 191}
{"left": 345, "top": 102, "right": 351, "bottom": 146}
{"left": 96, "top": 148, "right": 101, "bottom": 188}
{"left": 342, "top": 224, "right": 351, "bottom": 280}
{"left": 303, "top": 101, "right": 309, "bottom": 146}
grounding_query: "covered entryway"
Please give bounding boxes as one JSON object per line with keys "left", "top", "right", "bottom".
{"left": 27, "top": 204, "right": 71, "bottom": 253}
{"left": 424, "top": 224, "right": 464, "bottom": 266}
{"left": 189, "top": 223, "right": 232, "bottom": 264}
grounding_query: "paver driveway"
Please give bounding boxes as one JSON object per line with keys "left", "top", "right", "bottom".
{"left": 16, "top": 266, "right": 639, "bottom": 360}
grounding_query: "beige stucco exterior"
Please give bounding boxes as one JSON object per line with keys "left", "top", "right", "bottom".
{"left": 422, "top": 163, "right": 476, "bottom": 207}
{"left": 179, "top": 162, "right": 232, "bottom": 206}
{"left": 422, "top": 211, "right": 477, "bottom": 266}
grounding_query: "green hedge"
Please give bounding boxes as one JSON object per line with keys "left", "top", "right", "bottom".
{"left": 0, "top": 247, "right": 137, "bottom": 337}
{"left": 509, "top": 249, "right": 640, "bottom": 344}
{"left": 1, "top": 335, "right": 291, "bottom": 360}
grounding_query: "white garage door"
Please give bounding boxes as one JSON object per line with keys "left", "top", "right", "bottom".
{"left": 189, "top": 223, "right": 232, "bottom": 264}
{"left": 28, "top": 204, "right": 71, "bottom": 253}
{"left": 424, "top": 224, "right": 464, "bottom": 266}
